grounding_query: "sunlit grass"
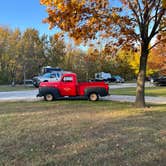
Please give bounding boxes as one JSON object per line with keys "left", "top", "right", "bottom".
{"left": 0, "top": 101, "right": 165, "bottom": 165}
{"left": 110, "top": 86, "right": 166, "bottom": 97}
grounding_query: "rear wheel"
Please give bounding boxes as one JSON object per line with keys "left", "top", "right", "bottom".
{"left": 44, "top": 93, "right": 54, "bottom": 101}
{"left": 88, "top": 93, "right": 99, "bottom": 101}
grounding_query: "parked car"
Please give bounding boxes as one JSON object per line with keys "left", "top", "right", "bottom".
{"left": 37, "top": 72, "right": 109, "bottom": 101}
{"left": 152, "top": 76, "right": 166, "bottom": 86}
{"left": 23, "top": 79, "right": 34, "bottom": 87}
{"left": 41, "top": 66, "right": 63, "bottom": 74}
{"left": 95, "top": 72, "right": 112, "bottom": 82}
{"left": 113, "top": 75, "right": 125, "bottom": 83}
{"left": 32, "top": 72, "right": 62, "bottom": 88}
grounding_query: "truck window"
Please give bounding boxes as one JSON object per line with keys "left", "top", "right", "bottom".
{"left": 63, "top": 76, "right": 73, "bottom": 82}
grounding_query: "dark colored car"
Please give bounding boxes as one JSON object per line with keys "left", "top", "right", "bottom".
{"left": 153, "top": 76, "right": 166, "bottom": 86}
{"left": 113, "top": 75, "right": 125, "bottom": 83}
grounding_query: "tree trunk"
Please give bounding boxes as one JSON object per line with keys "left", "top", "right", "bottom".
{"left": 135, "top": 43, "right": 149, "bottom": 108}
{"left": 23, "top": 64, "right": 26, "bottom": 87}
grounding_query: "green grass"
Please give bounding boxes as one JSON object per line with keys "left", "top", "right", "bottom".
{"left": 0, "top": 85, "right": 36, "bottom": 92}
{"left": 0, "top": 101, "right": 166, "bottom": 166}
{"left": 110, "top": 86, "right": 166, "bottom": 97}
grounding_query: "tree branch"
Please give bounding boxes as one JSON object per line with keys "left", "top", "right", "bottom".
{"left": 128, "top": 0, "right": 141, "bottom": 27}
{"left": 149, "top": 0, "right": 164, "bottom": 40}
{"left": 135, "top": 0, "right": 143, "bottom": 23}
{"left": 149, "top": 38, "right": 166, "bottom": 51}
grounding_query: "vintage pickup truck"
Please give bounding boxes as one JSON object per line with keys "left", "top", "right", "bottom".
{"left": 37, "top": 72, "right": 109, "bottom": 101}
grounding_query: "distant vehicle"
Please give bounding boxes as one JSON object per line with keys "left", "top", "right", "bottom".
{"left": 18, "top": 79, "right": 34, "bottom": 87}
{"left": 152, "top": 76, "right": 166, "bottom": 86}
{"left": 37, "top": 72, "right": 109, "bottom": 101}
{"left": 24, "top": 79, "right": 34, "bottom": 87}
{"left": 113, "top": 75, "right": 125, "bottom": 83}
{"left": 41, "top": 66, "right": 63, "bottom": 74}
{"left": 94, "top": 72, "right": 125, "bottom": 83}
{"left": 95, "top": 72, "right": 112, "bottom": 82}
{"left": 32, "top": 72, "right": 63, "bottom": 88}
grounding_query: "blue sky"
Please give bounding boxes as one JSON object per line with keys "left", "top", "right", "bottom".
{"left": 0, "top": 0, "right": 54, "bottom": 35}
{"left": 0, "top": 0, "right": 119, "bottom": 36}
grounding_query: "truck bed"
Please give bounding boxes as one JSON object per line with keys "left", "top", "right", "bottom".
{"left": 77, "top": 81, "right": 108, "bottom": 96}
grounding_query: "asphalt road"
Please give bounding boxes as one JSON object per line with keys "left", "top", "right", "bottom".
{"left": 0, "top": 84, "right": 166, "bottom": 104}
{"left": 109, "top": 82, "right": 154, "bottom": 89}
{"left": 103, "top": 95, "right": 166, "bottom": 104}
{"left": 0, "top": 90, "right": 40, "bottom": 102}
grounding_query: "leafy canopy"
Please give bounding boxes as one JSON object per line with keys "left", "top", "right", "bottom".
{"left": 40, "top": 0, "right": 166, "bottom": 51}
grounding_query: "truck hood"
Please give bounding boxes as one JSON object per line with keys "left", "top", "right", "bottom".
{"left": 39, "top": 81, "right": 60, "bottom": 87}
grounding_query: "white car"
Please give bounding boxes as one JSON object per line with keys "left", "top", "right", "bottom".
{"left": 32, "top": 72, "right": 62, "bottom": 87}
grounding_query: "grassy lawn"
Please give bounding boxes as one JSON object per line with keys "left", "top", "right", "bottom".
{"left": 0, "top": 101, "right": 165, "bottom": 166}
{"left": 110, "top": 86, "right": 166, "bottom": 97}
{"left": 0, "top": 85, "right": 36, "bottom": 92}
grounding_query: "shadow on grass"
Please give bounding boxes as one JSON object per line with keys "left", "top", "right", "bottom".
{"left": 52, "top": 110, "right": 166, "bottom": 166}
{"left": 0, "top": 100, "right": 132, "bottom": 115}
{"left": 0, "top": 102, "right": 165, "bottom": 166}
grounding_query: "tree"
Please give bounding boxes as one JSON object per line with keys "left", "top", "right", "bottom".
{"left": 148, "top": 39, "right": 166, "bottom": 75}
{"left": 41, "top": 0, "right": 166, "bottom": 107}
{"left": 47, "top": 36, "right": 66, "bottom": 67}
{"left": 115, "top": 49, "right": 136, "bottom": 80}
{"left": 21, "top": 28, "right": 46, "bottom": 84}
{"left": 7, "top": 28, "right": 22, "bottom": 85}
{"left": 0, "top": 27, "right": 11, "bottom": 84}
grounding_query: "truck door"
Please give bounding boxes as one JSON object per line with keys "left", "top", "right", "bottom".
{"left": 60, "top": 76, "right": 77, "bottom": 96}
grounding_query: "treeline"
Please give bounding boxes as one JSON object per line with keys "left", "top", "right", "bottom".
{"left": 0, "top": 27, "right": 66, "bottom": 84}
{"left": 0, "top": 26, "right": 165, "bottom": 84}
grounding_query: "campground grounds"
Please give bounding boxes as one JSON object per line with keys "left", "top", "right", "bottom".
{"left": 0, "top": 101, "right": 165, "bottom": 166}
{"left": 110, "top": 86, "right": 166, "bottom": 97}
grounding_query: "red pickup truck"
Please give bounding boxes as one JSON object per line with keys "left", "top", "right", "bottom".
{"left": 37, "top": 72, "right": 109, "bottom": 101}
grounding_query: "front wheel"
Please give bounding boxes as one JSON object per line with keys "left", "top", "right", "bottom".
{"left": 44, "top": 93, "right": 54, "bottom": 101}
{"left": 88, "top": 93, "right": 99, "bottom": 101}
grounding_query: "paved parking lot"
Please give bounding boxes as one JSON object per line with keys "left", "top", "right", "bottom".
{"left": 0, "top": 86, "right": 166, "bottom": 104}
{"left": 0, "top": 90, "right": 40, "bottom": 102}
{"left": 109, "top": 82, "right": 154, "bottom": 89}
{"left": 103, "top": 95, "right": 166, "bottom": 104}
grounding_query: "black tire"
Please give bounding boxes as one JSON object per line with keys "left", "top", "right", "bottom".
{"left": 44, "top": 93, "right": 54, "bottom": 101}
{"left": 33, "top": 81, "right": 40, "bottom": 88}
{"left": 88, "top": 93, "right": 99, "bottom": 101}
{"left": 33, "top": 84, "right": 39, "bottom": 88}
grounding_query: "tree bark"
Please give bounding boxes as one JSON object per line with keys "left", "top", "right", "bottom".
{"left": 135, "top": 43, "right": 149, "bottom": 107}
{"left": 23, "top": 64, "right": 26, "bottom": 87}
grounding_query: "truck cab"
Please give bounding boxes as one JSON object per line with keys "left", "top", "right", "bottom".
{"left": 59, "top": 73, "right": 78, "bottom": 96}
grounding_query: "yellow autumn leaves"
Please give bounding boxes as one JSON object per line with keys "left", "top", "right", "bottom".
{"left": 162, "top": 0, "right": 166, "bottom": 8}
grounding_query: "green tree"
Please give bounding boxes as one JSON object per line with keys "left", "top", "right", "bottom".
{"left": 0, "top": 27, "right": 11, "bottom": 84}
{"left": 21, "top": 28, "right": 45, "bottom": 83}
{"left": 7, "top": 29, "right": 22, "bottom": 85}
{"left": 47, "top": 36, "right": 66, "bottom": 67}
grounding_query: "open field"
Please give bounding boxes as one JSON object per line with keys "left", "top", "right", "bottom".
{"left": 0, "top": 101, "right": 166, "bottom": 166}
{"left": 110, "top": 86, "right": 166, "bottom": 97}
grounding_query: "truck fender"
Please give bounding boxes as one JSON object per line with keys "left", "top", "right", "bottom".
{"left": 84, "top": 87, "right": 108, "bottom": 97}
{"left": 39, "top": 87, "right": 60, "bottom": 99}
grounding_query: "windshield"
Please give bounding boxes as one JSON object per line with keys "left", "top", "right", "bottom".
{"left": 114, "top": 76, "right": 121, "bottom": 79}
{"left": 42, "top": 73, "right": 51, "bottom": 78}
